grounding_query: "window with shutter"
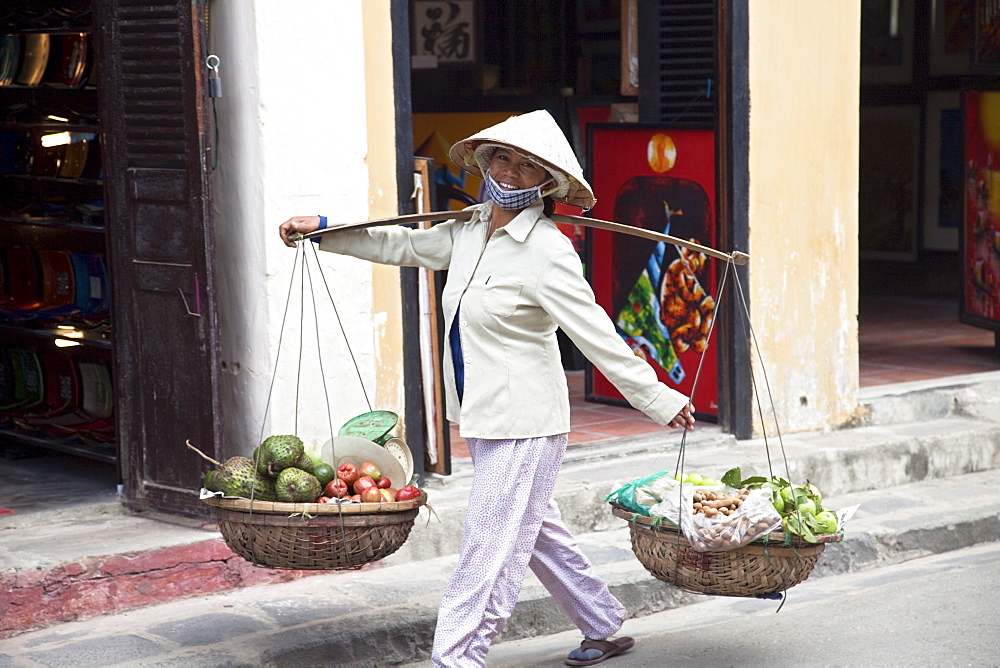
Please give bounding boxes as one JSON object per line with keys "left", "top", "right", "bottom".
{"left": 638, "top": 0, "right": 717, "bottom": 127}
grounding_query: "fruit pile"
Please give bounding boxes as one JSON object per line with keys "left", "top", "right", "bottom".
{"left": 692, "top": 488, "right": 748, "bottom": 517}
{"left": 685, "top": 487, "right": 780, "bottom": 550}
{"left": 318, "top": 460, "right": 420, "bottom": 504}
{"left": 194, "top": 435, "right": 420, "bottom": 505}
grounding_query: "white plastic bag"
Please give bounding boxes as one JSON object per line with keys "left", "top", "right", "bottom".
{"left": 649, "top": 485, "right": 782, "bottom": 552}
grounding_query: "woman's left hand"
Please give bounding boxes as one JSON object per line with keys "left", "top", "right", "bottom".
{"left": 668, "top": 403, "right": 696, "bottom": 431}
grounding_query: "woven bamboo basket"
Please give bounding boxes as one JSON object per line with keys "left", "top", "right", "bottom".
{"left": 611, "top": 503, "right": 841, "bottom": 597}
{"left": 203, "top": 492, "right": 427, "bottom": 570}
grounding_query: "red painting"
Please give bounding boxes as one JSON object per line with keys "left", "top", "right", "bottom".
{"left": 963, "top": 92, "right": 1000, "bottom": 330}
{"left": 586, "top": 125, "right": 718, "bottom": 418}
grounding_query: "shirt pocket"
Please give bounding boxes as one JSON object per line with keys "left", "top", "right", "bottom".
{"left": 481, "top": 275, "right": 523, "bottom": 318}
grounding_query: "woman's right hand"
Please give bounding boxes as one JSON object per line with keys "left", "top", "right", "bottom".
{"left": 667, "top": 403, "right": 696, "bottom": 431}
{"left": 278, "top": 215, "right": 322, "bottom": 248}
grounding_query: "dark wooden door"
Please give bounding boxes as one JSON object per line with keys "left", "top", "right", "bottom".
{"left": 95, "top": 0, "right": 222, "bottom": 518}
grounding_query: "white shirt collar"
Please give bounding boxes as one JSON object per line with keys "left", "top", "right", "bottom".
{"left": 465, "top": 199, "right": 545, "bottom": 244}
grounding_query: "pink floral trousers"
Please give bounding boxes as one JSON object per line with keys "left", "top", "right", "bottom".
{"left": 431, "top": 433, "right": 627, "bottom": 667}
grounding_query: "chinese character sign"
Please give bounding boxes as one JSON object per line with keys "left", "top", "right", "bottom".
{"left": 412, "top": 1, "right": 474, "bottom": 64}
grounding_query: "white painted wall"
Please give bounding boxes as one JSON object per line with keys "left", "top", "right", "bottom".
{"left": 211, "top": 0, "right": 378, "bottom": 459}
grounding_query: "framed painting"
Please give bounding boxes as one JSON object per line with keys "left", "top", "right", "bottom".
{"left": 586, "top": 124, "right": 718, "bottom": 419}
{"left": 929, "top": 0, "right": 973, "bottom": 76}
{"left": 861, "top": 0, "right": 915, "bottom": 84}
{"left": 961, "top": 91, "right": 1000, "bottom": 331}
{"left": 859, "top": 105, "right": 921, "bottom": 261}
{"left": 922, "top": 91, "right": 963, "bottom": 251}
{"left": 972, "top": 0, "right": 1000, "bottom": 73}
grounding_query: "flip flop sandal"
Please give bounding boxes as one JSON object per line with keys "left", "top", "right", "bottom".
{"left": 565, "top": 637, "right": 635, "bottom": 666}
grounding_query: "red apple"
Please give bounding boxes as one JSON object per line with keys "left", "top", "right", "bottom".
{"left": 354, "top": 475, "right": 377, "bottom": 494}
{"left": 360, "top": 487, "right": 382, "bottom": 503}
{"left": 396, "top": 485, "right": 420, "bottom": 501}
{"left": 337, "top": 463, "right": 360, "bottom": 486}
{"left": 358, "top": 461, "right": 381, "bottom": 482}
{"left": 376, "top": 476, "right": 391, "bottom": 489}
{"left": 324, "top": 478, "right": 348, "bottom": 498}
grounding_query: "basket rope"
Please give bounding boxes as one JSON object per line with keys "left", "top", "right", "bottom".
{"left": 636, "top": 238, "right": 826, "bottom": 598}
{"left": 232, "top": 239, "right": 393, "bottom": 569}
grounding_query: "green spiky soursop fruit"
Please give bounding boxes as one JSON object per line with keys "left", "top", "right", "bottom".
{"left": 203, "top": 469, "right": 221, "bottom": 492}
{"left": 275, "top": 467, "right": 322, "bottom": 503}
{"left": 293, "top": 451, "right": 315, "bottom": 474}
{"left": 256, "top": 435, "right": 305, "bottom": 477}
{"left": 216, "top": 456, "right": 277, "bottom": 500}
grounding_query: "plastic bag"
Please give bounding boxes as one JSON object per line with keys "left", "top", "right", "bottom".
{"left": 649, "top": 485, "right": 782, "bottom": 552}
{"left": 605, "top": 469, "right": 679, "bottom": 516}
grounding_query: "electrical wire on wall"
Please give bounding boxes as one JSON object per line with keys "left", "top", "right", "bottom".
{"left": 202, "top": 0, "right": 220, "bottom": 171}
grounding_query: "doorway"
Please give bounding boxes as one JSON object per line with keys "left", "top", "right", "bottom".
{"left": 859, "top": 0, "right": 1000, "bottom": 387}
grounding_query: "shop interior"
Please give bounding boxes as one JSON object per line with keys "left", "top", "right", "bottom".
{"left": 857, "top": 0, "right": 999, "bottom": 382}
{"left": 3, "top": 1, "right": 999, "bottom": 516}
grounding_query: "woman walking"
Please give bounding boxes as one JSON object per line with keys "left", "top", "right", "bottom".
{"left": 279, "top": 110, "right": 695, "bottom": 667}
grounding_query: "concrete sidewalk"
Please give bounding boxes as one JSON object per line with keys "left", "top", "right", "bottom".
{"left": 1, "top": 372, "right": 999, "bottom": 667}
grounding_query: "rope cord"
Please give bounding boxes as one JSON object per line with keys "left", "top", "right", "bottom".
{"left": 732, "top": 267, "right": 792, "bottom": 481}
{"left": 308, "top": 241, "right": 374, "bottom": 413}
{"left": 305, "top": 244, "right": 338, "bottom": 446}
{"left": 667, "top": 255, "right": 731, "bottom": 582}
{"left": 257, "top": 243, "right": 304, "bottom": 448}
{"left": 295, "top": 245, "right": 306, "bottom": 436}
{"left": 303, "top": 244, "right": 354, "bottom": 563}
{"left": 245, "top": 243, "right": 304, "bottom": 560}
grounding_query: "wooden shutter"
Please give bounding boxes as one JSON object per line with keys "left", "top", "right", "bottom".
{"left": 95, "top": 0, "right": 221, "bottom": 518}
{"left": 638, "top": 0, "right": 717, "bottom": 127}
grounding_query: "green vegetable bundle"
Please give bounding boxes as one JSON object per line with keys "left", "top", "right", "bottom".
{"left": 721, "top": 467, "right": 840, "bottom": 543}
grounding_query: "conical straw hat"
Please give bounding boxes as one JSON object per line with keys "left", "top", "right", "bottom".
{"left": 449, "top": 110, "right": 596, "bottom": 210}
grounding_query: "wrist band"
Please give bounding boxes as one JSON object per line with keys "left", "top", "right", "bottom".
{"left": 311, "top": 215, "right": 327, "bottom": 243}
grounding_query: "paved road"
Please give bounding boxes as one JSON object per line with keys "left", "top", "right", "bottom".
{"left": 416, "top": 542, "right": 1000, "bottom": 668}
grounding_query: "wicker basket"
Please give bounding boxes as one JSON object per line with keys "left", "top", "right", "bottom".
{"left": 203, "top": 492, "right": 427, "bottom": 570}
{"left": 611, "top": 503, "right": 841, "bottom": 597}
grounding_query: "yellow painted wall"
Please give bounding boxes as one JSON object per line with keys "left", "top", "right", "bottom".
{"left": 362, "top": 2, "right": 406, "bottom": 423}
{"left": 747, "top": 1, "right": 861, "bottom": 433}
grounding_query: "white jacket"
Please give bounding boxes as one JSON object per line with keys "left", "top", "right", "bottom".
{"left": 319, "top": 199, "right": 689, "bottom": 439}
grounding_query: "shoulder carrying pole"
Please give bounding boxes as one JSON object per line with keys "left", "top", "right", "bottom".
{"left": 294, "top": 210, "right": 749, "bottom": 265}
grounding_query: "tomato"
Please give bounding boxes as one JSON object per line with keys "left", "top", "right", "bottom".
{"left": 324, "top": 478, "right": 348, "bottom": 498}
{"left": 353, "top": 476, "right": 377, "bottom": 494}
{"left": 396, "top": 485, "right": 420, "bottom": 501}
{"left": 337, "top": 463, "right": 360, "bottom": 486}
{"left": 376, "top": 476, "right": 391, "bottom": 489}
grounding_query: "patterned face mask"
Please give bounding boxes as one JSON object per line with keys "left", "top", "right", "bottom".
{"left": 483, "top": 170, "right": 553, "bottom": 211}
